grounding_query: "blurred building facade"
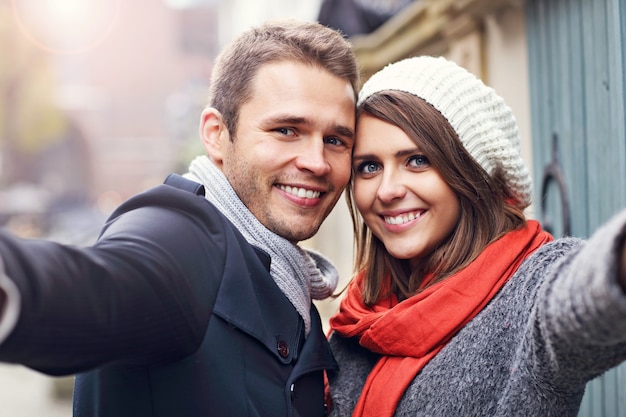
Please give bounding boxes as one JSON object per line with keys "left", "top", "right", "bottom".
{"left": 0, "top": 0, "right": 220, "bottom": 242}
{"left": 51, "top": 1, "right": 219, "bottom": 203}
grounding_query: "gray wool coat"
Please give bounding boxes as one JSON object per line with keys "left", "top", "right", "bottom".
{"left": 327, "top": 209, "right": 626, "bottom": 417}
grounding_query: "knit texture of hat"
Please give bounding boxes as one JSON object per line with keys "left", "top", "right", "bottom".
{"left": 358, "top": 56, "right": 533, "bottom": 208}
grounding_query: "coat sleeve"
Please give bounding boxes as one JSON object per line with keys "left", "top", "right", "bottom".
{"left": 0, "top": 184, "right": 227, "bottom": 376}
{"left": 0, "top": 256, "right": 20, "bottom": 346}
{"left": 534, "top": 208, "right": 626, "bottom": 388}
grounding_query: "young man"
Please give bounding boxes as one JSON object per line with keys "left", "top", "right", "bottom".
{"left": 0, "top": 20, "right": 359, "bottom": 417}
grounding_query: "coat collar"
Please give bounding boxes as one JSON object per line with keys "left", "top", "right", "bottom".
{"left": 212, "top": 231, "right": 335, "bottom": 371}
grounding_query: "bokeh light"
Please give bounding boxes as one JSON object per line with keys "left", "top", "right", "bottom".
{"left": 11, "top": 0, "right": 120, "bottom": 54}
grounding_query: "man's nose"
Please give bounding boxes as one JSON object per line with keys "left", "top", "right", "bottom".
{"left": 294, "top": 138, "right": 331, "bottom": 176}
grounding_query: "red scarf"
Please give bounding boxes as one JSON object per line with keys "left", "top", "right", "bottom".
{"left": 329, "top": 220, "right": 553, "bottom": 417}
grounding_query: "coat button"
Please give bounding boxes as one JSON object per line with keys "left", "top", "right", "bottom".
{"left": 277, "top": 340, "right": 289, "bottom": 358}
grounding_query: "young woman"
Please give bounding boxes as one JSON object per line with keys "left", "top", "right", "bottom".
{"left": 327, "top": 56, "right": 626, "bottom": 417}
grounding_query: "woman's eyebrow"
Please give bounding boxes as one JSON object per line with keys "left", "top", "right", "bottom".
{"left": 352, "top": 153, "right": 376, "bottom": 162}
{"left": 396, "top": 148, "right": 420, "bottom": 158}
{"left": 353, "top": 147, "right": 419, "bottom": 160}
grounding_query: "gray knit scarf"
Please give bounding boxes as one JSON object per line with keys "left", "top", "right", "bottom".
{"left": 185, "top": 156, "right": 339, "bottom": 335}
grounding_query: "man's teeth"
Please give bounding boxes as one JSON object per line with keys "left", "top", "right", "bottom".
{"left": 384, "top": 212, "right": 421, "bottom": 225}
{"left": 280, "top": 185, "right": 320, "bottom": 199}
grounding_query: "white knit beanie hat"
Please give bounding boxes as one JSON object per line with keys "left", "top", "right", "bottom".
{"left": 358, "top": 56, "right": 533, "bottom": 208}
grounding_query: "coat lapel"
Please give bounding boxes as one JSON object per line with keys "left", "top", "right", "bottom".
{"left": 212, "top": 234, "right": 303, "bottom": 363}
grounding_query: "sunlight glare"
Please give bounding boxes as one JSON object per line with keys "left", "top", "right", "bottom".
{"left": 12, "top": 0, "right": 120, "bottom": 54}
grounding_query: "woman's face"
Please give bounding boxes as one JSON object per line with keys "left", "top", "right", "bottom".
{"left": 353, "top": 113, "right": 461, "bottom": 267}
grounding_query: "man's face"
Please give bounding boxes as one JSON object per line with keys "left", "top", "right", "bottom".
{"left": 213, "top": 61, "right": 355, "bottom": 242}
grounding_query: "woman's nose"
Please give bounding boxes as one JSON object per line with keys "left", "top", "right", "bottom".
{"left": 376, "top": 171, "right": 407, "bottom": 203}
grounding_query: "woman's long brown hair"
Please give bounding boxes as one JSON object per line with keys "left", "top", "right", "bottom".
{"left": 348, "top": 91, "right": 528, "bottom": 305}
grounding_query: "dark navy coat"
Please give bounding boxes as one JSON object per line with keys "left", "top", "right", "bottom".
{"left": 0, "top": 177, "right": 337, "bottom": 417}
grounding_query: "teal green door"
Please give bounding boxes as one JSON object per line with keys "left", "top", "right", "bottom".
{"left": 526, "top": 0, "right": 626, "bottom": 415}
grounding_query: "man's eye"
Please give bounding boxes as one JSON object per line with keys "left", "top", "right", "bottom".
{"left": 324, "top": 136, "right": 346, "bottom": 147}
{"left": 275, "top": 127, "right": 296, "bottom": 136}
{"left": 408, "top": 154, "right": 430, "bottom": 168}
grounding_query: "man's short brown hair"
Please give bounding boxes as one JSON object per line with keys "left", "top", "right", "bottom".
{"left": 207, "top": 19, "right": 359, "bottom": 137}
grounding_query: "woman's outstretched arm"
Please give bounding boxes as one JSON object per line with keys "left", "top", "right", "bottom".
{"left": 619, "top": 230, "right": 626, "bottom": 292}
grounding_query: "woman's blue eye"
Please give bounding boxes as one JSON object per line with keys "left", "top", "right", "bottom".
{"left": 356, "top": 161, "right": 380, "bottom": 175}
{"left": 408, "top": 154, "right": 430, "bottom": 168}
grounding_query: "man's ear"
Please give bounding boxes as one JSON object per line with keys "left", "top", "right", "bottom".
{"left": 199, "top": 107, "right": 230, "bottom": 168}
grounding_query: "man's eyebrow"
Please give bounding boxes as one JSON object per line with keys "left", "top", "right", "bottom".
{"left": 265, "top": 114, "right": 355, "bottom": 138}
{"left": 265, "top": 115, "right": 307, "bottom": 125}
{"left": 334, "top": 125, "right": 355, "bottom": 139}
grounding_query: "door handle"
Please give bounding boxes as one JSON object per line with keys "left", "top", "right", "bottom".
{"left": 540, "top": 133, "right": 571, "bottom": 236}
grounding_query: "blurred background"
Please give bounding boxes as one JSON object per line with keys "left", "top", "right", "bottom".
{"left": 2, "top": 0, "right": 626, "bottom": 415}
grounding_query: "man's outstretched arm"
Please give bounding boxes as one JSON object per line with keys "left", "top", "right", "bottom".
{"left": 0, "top": 256, "right": 20, "bottom": 346}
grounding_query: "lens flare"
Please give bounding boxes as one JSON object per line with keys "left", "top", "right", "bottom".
{"left": 11, "top": 0, "right": 121, "bottom": 55}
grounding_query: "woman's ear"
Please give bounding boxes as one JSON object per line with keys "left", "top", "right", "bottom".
{"left": 199, "top": 107, "right": 230, "bottom": 168}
